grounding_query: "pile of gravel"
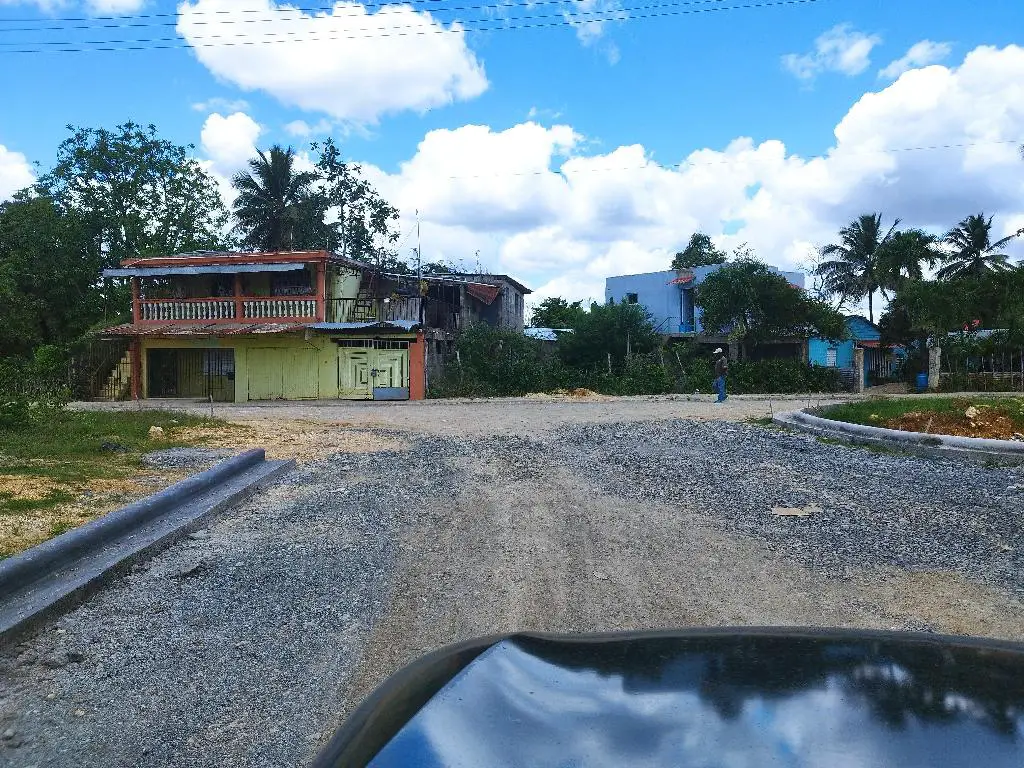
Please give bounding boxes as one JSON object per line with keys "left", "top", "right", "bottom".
{"left": 141, "top": 447, "right": 237, "bottom": 470}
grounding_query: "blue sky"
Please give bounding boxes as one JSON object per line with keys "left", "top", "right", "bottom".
{"left": 1, "top": 0, "right": 1023, "bottom": 302}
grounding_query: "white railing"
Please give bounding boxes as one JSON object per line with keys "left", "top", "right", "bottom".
{"left": 139, "top": 300, "right": 236, "bottom": 321}
{"left": 243, "top": 298, "right": 318, "bottom": 319}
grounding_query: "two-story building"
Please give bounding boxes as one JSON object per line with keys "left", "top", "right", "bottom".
{"left": 98, "top": 250, "right": 530, "bottom": 402}
{"left": 605, "top": 264, "right": 806, "bottom": 336}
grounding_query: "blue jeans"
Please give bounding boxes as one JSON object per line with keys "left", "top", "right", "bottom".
{"left": 714, "top": 375, "right": 727, "bottom": 402}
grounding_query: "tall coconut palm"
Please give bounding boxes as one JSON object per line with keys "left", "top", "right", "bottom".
{"left": 815, "top": 213, "right": 900, "bottom": 324}
{"left": 231, "top": 145, "right": 322, "bottom": 251}
{"left": 878, "top": 229, "right": 940, "bottom": 290}
{"left": 938, "top": 214, "right": 1021, "bottom": 280}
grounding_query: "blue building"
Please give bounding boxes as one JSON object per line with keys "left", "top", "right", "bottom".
{"left": 605, "top": 264, "right": 805, "bottom": 335}
{"left": 808, "top": 315, "right": 906, "bottom": 387}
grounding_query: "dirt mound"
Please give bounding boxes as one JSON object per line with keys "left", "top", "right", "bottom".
{"left": 884, "top": 403, "right": 1024, "bottom": 440}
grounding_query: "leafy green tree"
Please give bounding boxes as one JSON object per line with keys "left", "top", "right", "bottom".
{"left": 697, "top": 259, "right": 846, "bottom": 356}
{"left": 530, "top": 297, "right": 586, "bottom": 328}
{"left": 0, "top": 195, "right": 104, "bottom": 357}
{"left": 671, "top": 232, "right": 727, "bottom": 270}
{"left": 38, "top": 122, "right": 229, "bottom": 267}
{"left": 313, "top": 137, "right": 399, "bottom": 262}
{"left": 558, "top": 301, "right": 661, "bottom": 369}
{"left": 878, "top": 229, "right": 940, "bottom": 290}
{"left": 232, "top": 145, "right": 322, "bottom": 251}
{"left": 937, "top": 213, "right": 1022, "bottom": 280}
{"left": 815, "top": 213, "right": 900, "bottom": 324}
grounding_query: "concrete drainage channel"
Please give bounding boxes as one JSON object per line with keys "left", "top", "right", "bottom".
{"left": 775, "top": 409, "right": 1024, "bottom": 464}
{"left": 0, "top": 448, "right": 295, "bottom": 640}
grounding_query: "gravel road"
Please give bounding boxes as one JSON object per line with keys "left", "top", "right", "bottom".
{"left": 3, "top": 398, "right": 1024, "bottom": 766}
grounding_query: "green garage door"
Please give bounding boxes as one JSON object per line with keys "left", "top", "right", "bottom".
{"left": 248, "top": 348, "right": 319, "bottom": 400}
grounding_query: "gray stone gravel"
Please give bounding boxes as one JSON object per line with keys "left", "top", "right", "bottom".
{"left": 2, "top": 417, "right": 1023, "bottom": 767}
{"left": 555, "top": 420, "right": 1024, "bottom": 592}
{"left": 140, "top": 447, "right": 237, "bottom": 470}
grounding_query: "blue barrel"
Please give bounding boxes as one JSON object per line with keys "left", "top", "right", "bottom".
{"left": 915, "top": 372, "right": 928, "bottom": 393}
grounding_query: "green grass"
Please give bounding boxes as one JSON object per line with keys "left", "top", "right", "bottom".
{"left": 0, "top": 408, "right": 231, "bottom": 516}
{"left": 820, "top": 397, "right": 1024, "bottom": 430}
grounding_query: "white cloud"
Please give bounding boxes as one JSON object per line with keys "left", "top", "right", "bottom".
{"left": 177, "top": 0, "right": 488, "bottom": 124}
{"left": 0, "top": 144, "right": 35, "bottom": 201}
{"left": 284, "top": 118, "right": 334, "bottom": 137}
{"left": 200, "top": 111, "right": 262, "bottom": 177}
{"left": 192, "top": 97, "right": 251, "bottom": 113}
{"left": 782, "top": 24, "right": 882, "bottom": 81}
{"left": 84, "top": 0, "right": 144, "bottom": 12}
{"left": 563, "top": 0, "right": 628, "bottom": 55}
{"left": 360, "top": 44, "right": 1024, "bottom": 303}
{"left": 879, "top": 40, "right": 953, "bottom": 80}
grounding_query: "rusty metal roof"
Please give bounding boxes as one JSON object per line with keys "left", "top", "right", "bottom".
{"left": 465, "top": 283, "right": 502, "bottom": 305}
{"left": 99, "top": 322, "right": 310, "bottom": 337}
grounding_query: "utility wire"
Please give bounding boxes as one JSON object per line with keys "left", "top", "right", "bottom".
{"left": 0, "top": 0, "right": 823, "bottom": 52}
{"left": 0, "top": 0, "right": 727, "bottom": 31}
{"left": 0, "top": 0, "right": 735, "bottom": 44}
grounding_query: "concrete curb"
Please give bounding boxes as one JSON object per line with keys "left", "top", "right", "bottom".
{"left": 0, "top": 449, "right": 295, "bottom": 641}
{"left": 774, "top": 410, "right": 1024, "bottom": 464}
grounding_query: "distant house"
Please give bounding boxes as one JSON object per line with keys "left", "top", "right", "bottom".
{"left": 97, "top": 251, "right": 531, "bottom": 403}
{"left": 809, "top": 315, "right": 906, "bottom": 388}
{"left": 523, "top": 327, "right": 574, "bottom": 342}
{"left": 605, "top": 264, "right": 805, "bottom": 336}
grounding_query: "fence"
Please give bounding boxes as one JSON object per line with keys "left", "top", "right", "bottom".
{"left": 939, "top": 347, "right": 1024, "bottom": 392}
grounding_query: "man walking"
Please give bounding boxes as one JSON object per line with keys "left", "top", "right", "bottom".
{"left": 713, "top": 347, "right": 728, "bottom": 403}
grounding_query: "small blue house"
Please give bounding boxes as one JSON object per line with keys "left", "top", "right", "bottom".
{"left": 605, "top": 264, "right": 805, "bottom": 335}
{"left": 808, "top": 315, "right": 906, "bottom": 387}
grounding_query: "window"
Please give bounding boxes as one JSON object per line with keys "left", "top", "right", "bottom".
{"left": 625, "top": 292, "right": 639, "bottom": 304}
{"left": 826, "top": 348, "right": 838, "bottom": 367}
{"left": 271, "top": 269, "right": 313, "bottom": 296}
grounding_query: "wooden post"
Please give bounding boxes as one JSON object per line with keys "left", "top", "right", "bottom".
{"left": 928, "top": 345, "right": 941, "bottom": 391}
{"left": 233, "top": 274, "right": 243, "bottom": 321}
{"left": 130, "top": 339, "right": 142, "bottom": 400}
{"left": 409, "top": 331, "right": 426, "bottom": 400}
{"left": 853, "top": 347, "right": 865, "bottom": 393}
{"left": 131, "top": 278, "right": 140, "bottom": 323}
{"left": 315, "top": 263, "right": 327, "bottom": 321}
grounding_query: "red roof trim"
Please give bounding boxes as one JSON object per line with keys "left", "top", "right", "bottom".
{"left": 120, "top": 251, "right": 332, "bottom": 268}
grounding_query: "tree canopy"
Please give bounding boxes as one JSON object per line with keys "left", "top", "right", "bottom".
{"left": 38, "top": 122, "right": 229, "bottom": 267}
{"left": 671, "top": 232, "right": 727, "bottom": 270}
{"left": 697, "top": 259, "right": 846, "bottom": 350}
{"left": 937, "top": 213, "right": 1021, "bottom": 280}
{"left": 814, "top": 213, "right": 900, "bottom": 324}
{"left": 231, "top": 145, "right": 322, "bottom": 251}
{"left": 530, "top": 297, "right": 586, "bottom": 328}
{"left": 558, "top": 301, "right": 661, "bottom": 369}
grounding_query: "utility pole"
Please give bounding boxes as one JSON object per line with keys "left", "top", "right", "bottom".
{"left": 415, "top": 209, "right": 424, "bottom": 325}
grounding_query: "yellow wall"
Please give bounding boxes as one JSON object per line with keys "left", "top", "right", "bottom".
{"left": 140, "top": 333, "right": 415, "bottom": 402}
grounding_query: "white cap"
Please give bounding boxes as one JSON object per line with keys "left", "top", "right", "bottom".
{"left": 714, "top": 348, "right": 723, "bottom": 354}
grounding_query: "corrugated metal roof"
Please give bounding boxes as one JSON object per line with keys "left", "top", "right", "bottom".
{"left": 103, "top": 263, "right": 306, "bottom": 278}
{"left": 99, "top": 322, "right": 309, "bottom": 337}
{"left": 524, "top": 327, "right": 574, "bottom": 341}
{"left": 310, "top": 321, "right": 419, "bottom": 332}
{"left": 466, "top": 283, "right": 502, "bottom": 305}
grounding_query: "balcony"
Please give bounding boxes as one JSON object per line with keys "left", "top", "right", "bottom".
{"left": 327, "top": 297, "right": 422, "bottom": 324}
{"left": 137, "top": 296, "right": 320, "bottom": 323}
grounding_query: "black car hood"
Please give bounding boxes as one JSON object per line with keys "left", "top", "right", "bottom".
{"left": 314, "top": 628, "right": 1024, "bottom": 767}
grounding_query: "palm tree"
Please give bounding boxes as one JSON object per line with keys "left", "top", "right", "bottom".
{"left": 231, "top": 145, "right": 321, "bottom": 251}
{"left": 938, "top": 214, "right": 1021, "bottom": 280}
{"left": 878, "top": 229, "right": 940, "bottom": 290}
{"left": 815, "top": 213, "right": 900, "bottom": 324}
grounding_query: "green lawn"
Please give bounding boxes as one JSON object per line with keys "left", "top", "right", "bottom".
{"left": 820, "top": 397, "right": 1024, "bottom": 436}
{"left": 1, "top": 408, "right": 232, "bottom": 556}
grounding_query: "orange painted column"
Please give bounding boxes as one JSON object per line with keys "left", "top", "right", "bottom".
{"left": 131, "top": 278, "right": 141, "bottom": 324}
{"left": 409, "top": 331, "right": 426, "bottom": 400}
{"left": 315, "top": 263, "right": 326, "bottom": 321}
{"left": 130, "top": 339, "right": 142, "bottom": 400}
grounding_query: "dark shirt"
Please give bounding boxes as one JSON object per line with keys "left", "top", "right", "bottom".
{"left": 714, "top": 356, "right": 728, "bottom": 377}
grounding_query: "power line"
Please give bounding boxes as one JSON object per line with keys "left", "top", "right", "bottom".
{"left": 0, "top": 0, "right": 824, "bottom": 53}
{"left": 0, "top": 0, "right": 734, "bottom": 44}
{"left": 441, "top": 139, "right": 1024, "bottom": 179}
{"left": 0, "top": 0, "right": 728, "bottom": 32}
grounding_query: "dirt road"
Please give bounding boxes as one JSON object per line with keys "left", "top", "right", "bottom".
{"left": 3, "top": 397, "right": 1024, "bottom": 766}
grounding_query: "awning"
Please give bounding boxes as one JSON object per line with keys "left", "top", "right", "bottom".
{"left": 310, "top": 321, "right": 419, "bottom": 332}
{"left": 98, "top": 322, "right": 309, "bottom": 337}
{"left": 103, "top": 263, "right": 307, "bottom": 278}
{"left": 667, "top": 275, "right": 695, "bottom": 285}
{"left": 466, "top": 283, "right": 501, "bottom": 305}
